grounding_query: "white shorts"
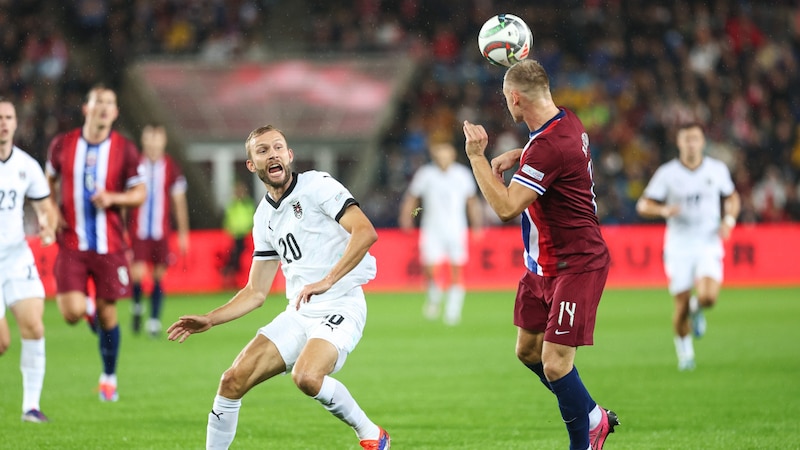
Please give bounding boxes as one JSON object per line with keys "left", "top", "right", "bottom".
{"left": 0, "top": 243, "right": 45, "bottom": 319}
{"left": 663, "top": 243, "right": 724, "bottom": 295}
{"left": 258, "top": 287, "right": 367, "bottom": 373}
{"left": 419, "top": 228, "right": 468, "bottom": 266}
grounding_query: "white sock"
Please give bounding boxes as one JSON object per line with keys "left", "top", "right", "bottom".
{"left": 427, "top": 282, "right": 442, "bottom": 306}
{"left": 681, "top": 335, "right": 695, "bottom": 360}
{"left": 20, "top": 338, "right": 45, "bottom": 412}
{"left": 207, "top": 395, "right": 241, "bottom": 449}
{"left": 689, "top": 295, "right": 699, "bottom": 313}
{"left": 314, "top": 375, "right": 379, "bottom": 440}
{"left": 100, "top": 373, "right": 117, "bottom": 386}
{"left": 588, "top": 404, "right": 602, "bottom": 430}
{"left": 444, "top": 285, "right": 465, "bottom": 325}
{"left": 673, "top": 335, "right": 685, "bottom": 362}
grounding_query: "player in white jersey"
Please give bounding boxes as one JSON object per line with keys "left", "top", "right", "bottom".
{"left": 637, "top": 122, "right": 740, "bottom": 371}
{"left": 0, "top": 98, "right": 57, "bottom": 423}
{"left": 399, "top": 142, "right": 482, "bottom": 325}
{"left": 167, "top": 125, "right": 390, "bottom": 450}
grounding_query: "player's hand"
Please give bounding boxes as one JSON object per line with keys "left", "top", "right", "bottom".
{"left": 167, "top": 315, "right": 212, "bottom": 343}
{"left": 293, "top": 279, "right": 334, "bottom": 310}
{"left": 91, "top": 189, "right": 115, "bottom": 209}
{"left": 39, "top": 227, "right": 55, "bottom": 247}
{"left": 490, "top": 149, "right": 521, "bottom": 180}
{"left": 178, "top": 232, "right": 190, "bottom": 255}
{"left": 463, "top": 120, "right": 489, "bottom": 159}
{"left": 719, "top": 222, "right": 733, "bottom": 240}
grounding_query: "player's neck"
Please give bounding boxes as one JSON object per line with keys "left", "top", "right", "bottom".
{"left": 526, "top": 102, "right": 560, "bottom": 132}
{"left": 266, "top": 172, "right": 294, "bottom": 201}
{"left": 0, "top": 144, "right": 11, "bottom": 160}
{"left": 82, "top": 123, "right": 112, "bottom": 145}
{"left": 679, "top": 156, "right": 702, "bottom": 171}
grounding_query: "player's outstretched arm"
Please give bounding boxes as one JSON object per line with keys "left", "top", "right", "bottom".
{"left": 636, "top": 197, "right": 679, "bottom": 219}
{"left": 293, "top": 205, "right": 377, "bottom": 308}
{"left": 167, "top": 259, "right": 280, "bottom": 343}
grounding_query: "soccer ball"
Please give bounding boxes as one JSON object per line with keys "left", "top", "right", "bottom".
{"left": 477, "top": 14, "right": 533, "bottom": 67}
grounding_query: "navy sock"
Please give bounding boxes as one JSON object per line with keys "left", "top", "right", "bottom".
{"left": 549, "top": 366, "right": 593, "bottom": 450}
{"left": 524, "top": 362, "right": 554, "bottom": 393}
{"left": 132, "top": 283, "right": 143, "bottom": 311}
{"left": 99, "top": 325, "right": 120, "bottom": 375}
{"left": 150, "top": 280, "right": 163, "bottom": 319}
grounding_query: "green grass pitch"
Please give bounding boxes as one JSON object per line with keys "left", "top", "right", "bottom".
{"left": 1, "top": 287, "right": 799, "bottom": 449}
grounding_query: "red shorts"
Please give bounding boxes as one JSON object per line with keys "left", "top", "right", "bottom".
{"left": 54, "top": 248, "right": 131, "bottom": 301}
{"left": 514, "top": 266, "right": 609, "bottom": 347}
{"left": 131, "top": 237, "right": 173, "bottom": 266}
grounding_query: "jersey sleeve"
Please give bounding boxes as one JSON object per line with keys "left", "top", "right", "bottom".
{"left": 642, "top": 165, "right": 669, "bottom": 202}
{"left": 167, "top": 157, "right": 188, "bottom": 195}
{"left": 315, "top": 173, "right": 358, "bottom": 222}
{"left": 716, "top": 161, "right": 736, "bottom": 197}
{"left": 25, "top": 155, "right": 50, "bottom": 200}
{"left": 407, "top": 166, "right": 428, "bottom": 197}
{"left": 123, "top": 139, "right": 145, "bottom": 189}
{"left": 45, "top": 134, "right": 64, "bottom": 177}
{"left": 252, "top": 202, "right": 279, "bottom": 260}
{"left": 511, "top": 137, "right": 564, "bottom": 196}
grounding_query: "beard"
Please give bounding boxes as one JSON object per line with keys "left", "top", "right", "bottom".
{"left": 257, "top": 161, "right": 293, "bottom": 188}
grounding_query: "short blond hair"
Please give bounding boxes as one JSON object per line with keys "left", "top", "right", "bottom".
{"left": 245, "top": 125, "right": 287, "bottom": 158}
{"left": 504, "top": 60, "right": 551, "bottom": 98}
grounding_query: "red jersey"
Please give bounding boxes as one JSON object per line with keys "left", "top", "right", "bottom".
{"left": 128, "top": 155, "right": 187, "bottom": 241}
{"left": 46, "top": 129, "right": 144, "bottom": 254}
{"left": 510, "top": 108, "right": 609, "bottom": 276}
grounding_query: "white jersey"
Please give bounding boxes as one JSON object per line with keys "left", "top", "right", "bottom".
{"left": 407, "top": 162, "right": 477, "bottom": 234}
{"left": 0, "top": 147, "right": 50, "bottom": 251}
{"left": 252, "top": 171, "right": 377, "bottom": 304}
{"left": 642, "top": 157, "right": 735, "bottom": 250}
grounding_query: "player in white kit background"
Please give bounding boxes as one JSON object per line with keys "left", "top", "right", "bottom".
{"left": 399, "top": 142, "right": 482, "bottom": 325}
{"left": 167, "top": 125, "right": 390, "bottom": 450}
{"left": 0, "top": 98, "right": 58, "bottom": 423}
{"left": 637, "top": 122, "right": 741, "bottom": 371}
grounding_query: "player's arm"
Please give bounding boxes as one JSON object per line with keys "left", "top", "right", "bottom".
{"left": 167, "top": 258, "right": 280, "bottom": 343}
{"left": 171, "top": 190, "right": 190, "bottom": 254}
{"left": 719, "top": 191, "right": 741, "bottom": 239}
{"left": 398, "top": 193, "right": 420, "bottom": 231}
{"left": 294, "top": 204, "right": 378, "bottom": 307}
{"left": 635, "top": 197, "right": 679, "bottom": 219}
{"left": 30, "top": 196, "right": 57, "bottom": 246}
{"left": 91, "top": 182, "right": 147, "bottom": 209}
{"left": 464, "top": 121, "right": 537, "bottom": 221}
{"left": 491, "top": 148, "right": 523, "bottom": 181}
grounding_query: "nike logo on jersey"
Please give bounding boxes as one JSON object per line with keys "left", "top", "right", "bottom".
{"left": 554, "top": 329, "right": 570, "bottom": 335}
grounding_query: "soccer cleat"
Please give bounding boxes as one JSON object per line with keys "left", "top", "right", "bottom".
{"left": 98, "top": 382, "right": 119, "bottom": 402}
{"left": 146, "top": 318, "right": 162, "bottom": 338}
{"left": 359, "top": 427, "right": 390, "bottom": 450}
{"left": 589, "top": 407, "right": 619, "bottom": 450}
{"left": 690, "top": 308, "right": 706, "bottom": 339}
{"left": 423, "top": 302, "right": 440, "bottom": 321}
{"left": 21, "top": 409, "right": 50, "bottom": 423}
{"left": 132, "top": 313, "right": 142, "bottom": 334}
{"left": 678, "top": 358, "right": 696, "bottom": 371}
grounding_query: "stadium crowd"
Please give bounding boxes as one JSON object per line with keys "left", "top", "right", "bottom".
{"left": 3, "top": 0, "right": 800, "bottom": 226}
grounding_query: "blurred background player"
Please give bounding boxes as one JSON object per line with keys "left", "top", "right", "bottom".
{"left": 167, "top": 125, "right": 389, "bottom": 450}
{"left": 128, "top": 123, "right": 189, "bottom": 337}
{"left": 221, "top": 179, "right": 255, "bottom": 286}
{"left": 399, "top": 141, "right": 482, "bottom": 325}
{"left": 46, "top": 85, "right": 146, "bottom": 402}
{"left": 0, "top": 98, "right": 57, "bottom": 422}
{"left": 637, "top": 122, "right": 741, "bottom": 371}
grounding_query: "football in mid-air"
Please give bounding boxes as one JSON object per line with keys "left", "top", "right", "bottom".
{"left": 477, "top": 14, "right": 533, "bottom": 67}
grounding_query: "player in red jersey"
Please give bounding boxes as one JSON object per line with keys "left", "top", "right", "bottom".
{"left": 46, "top": 85, "right": 146, "bottom": 402}
{"left": 128, "top": 123, "right": 189, "bottom": 337}
{"left": 463, "top": 60, "right": 618, "bottom": 450}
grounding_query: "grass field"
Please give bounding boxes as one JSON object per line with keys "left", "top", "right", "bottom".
{"left": 1, "top": 287, "right": 799, "bottom": 449}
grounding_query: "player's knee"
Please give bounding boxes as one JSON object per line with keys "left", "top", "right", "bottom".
{"left": 515, "top": 343, "right": 542, "bottom": 365}
{"left": 698, "top": 295, "right": 717, "bottom": 308}
{"left": 291, "top": 369, "right": 323, "bottom": 397}
{"left": 218, "top": 368, "right": 248, "bottom": 398}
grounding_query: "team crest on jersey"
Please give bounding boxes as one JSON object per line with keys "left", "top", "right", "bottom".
{"left": 292, "top": 201, "right": 303, "bottom": 219}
